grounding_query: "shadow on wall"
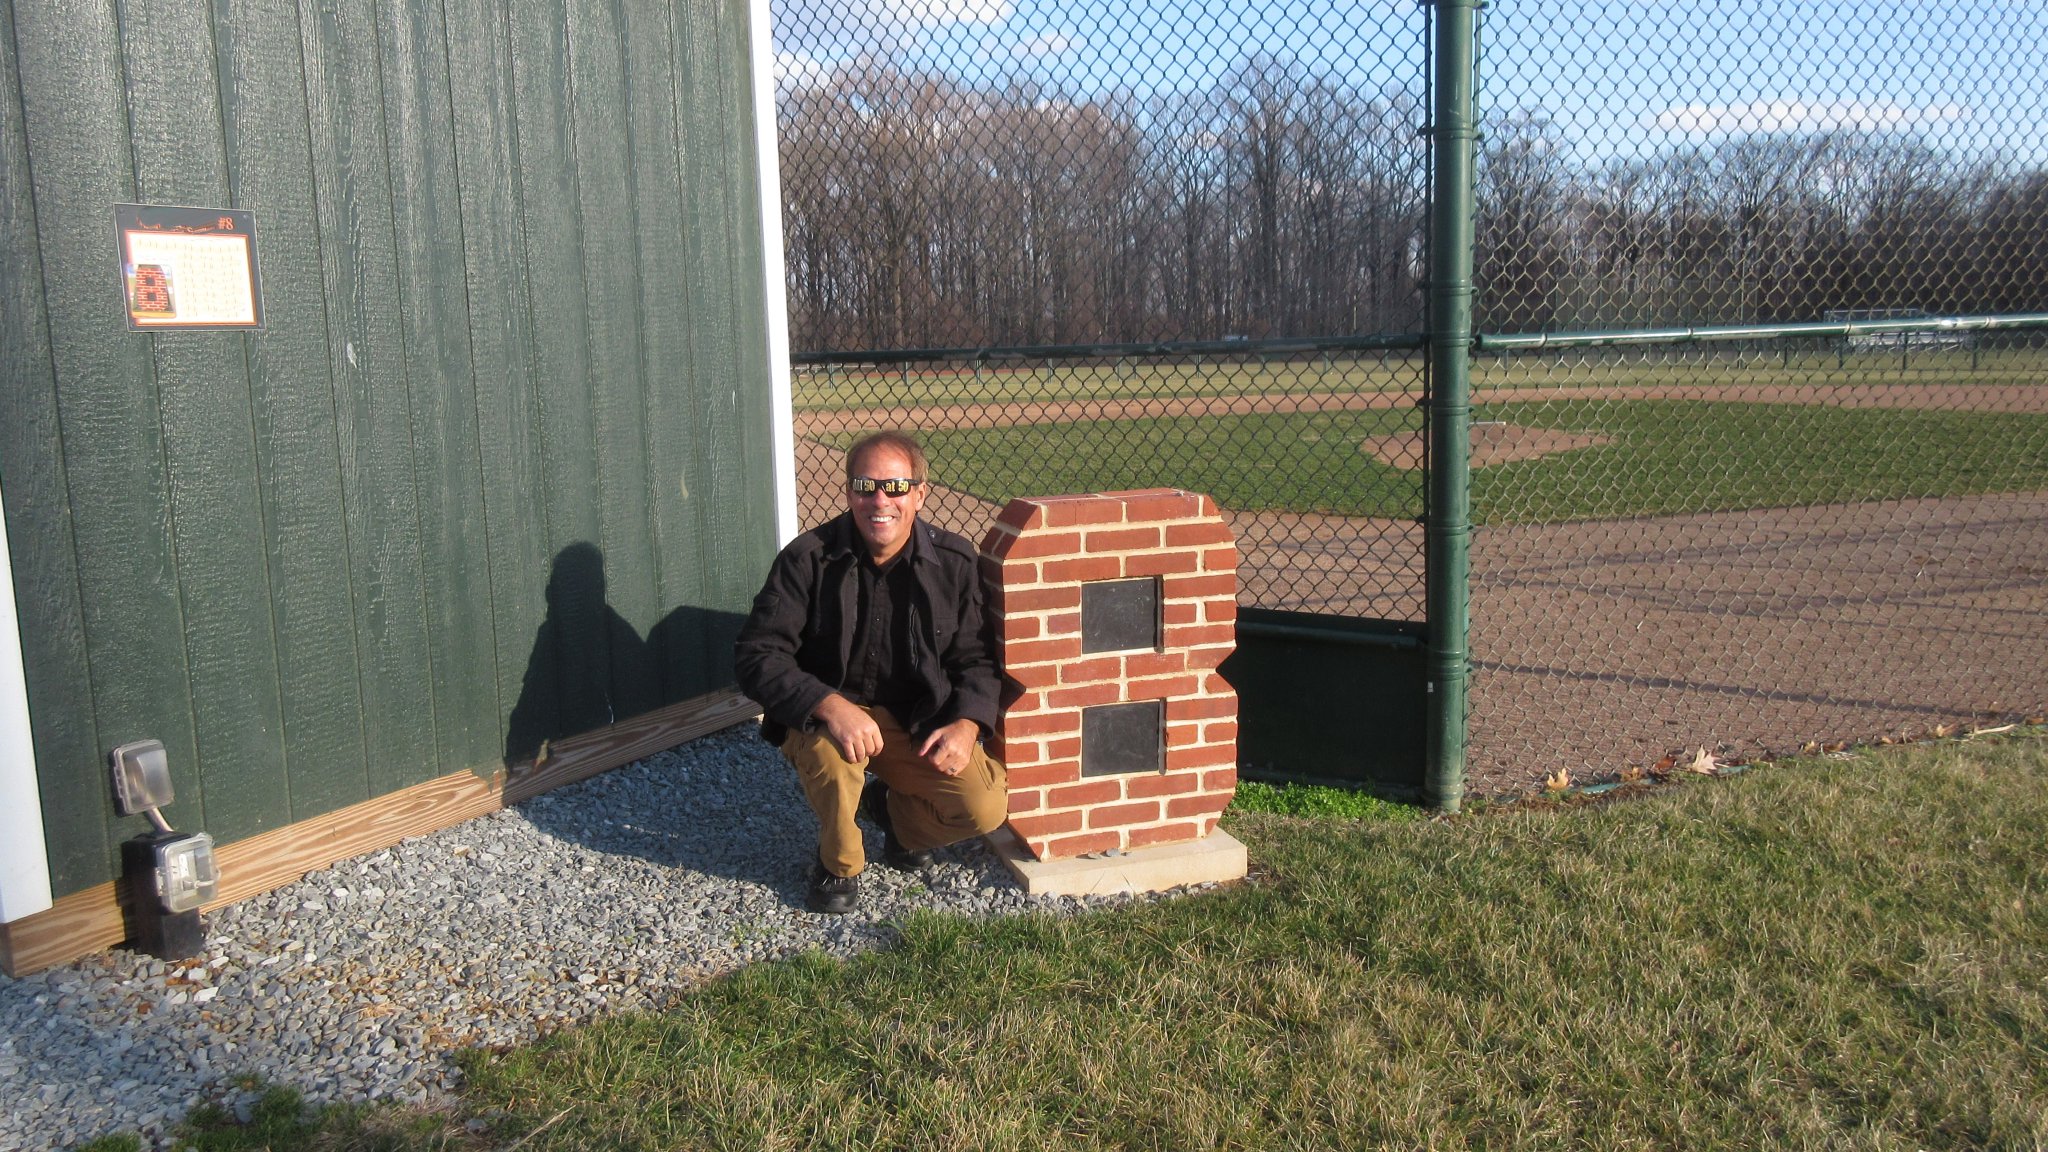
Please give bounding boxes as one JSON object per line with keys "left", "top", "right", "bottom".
{"left": 504, "top": 542, "right": 747, "bottom": 763}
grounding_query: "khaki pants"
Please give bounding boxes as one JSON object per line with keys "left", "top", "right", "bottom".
{"left": 781, "top": 706, "right": 1008, "bottom": 877}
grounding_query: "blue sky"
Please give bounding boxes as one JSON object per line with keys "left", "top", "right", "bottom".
{"left": 771, "top": 0, "right": 2048, "bottom": 165}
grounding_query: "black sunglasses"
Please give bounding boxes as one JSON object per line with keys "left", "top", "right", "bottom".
{"left": 848, "top": 476, "right": 920, "bottom": 496}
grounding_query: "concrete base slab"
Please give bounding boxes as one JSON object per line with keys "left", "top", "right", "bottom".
{"left": 985, "top": 826, "right": 1248, "bottom": 898}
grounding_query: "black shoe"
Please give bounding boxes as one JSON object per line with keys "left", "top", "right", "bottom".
{"left": 806, "top": 864, "right": 859, "bottom": 914}
{"left": 860, "top": 779, "right": 933, "bottom": 870}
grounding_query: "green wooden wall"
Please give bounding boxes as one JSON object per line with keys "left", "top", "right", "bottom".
{"left": 0, "top": 0, "right": 778, "bottom": 900}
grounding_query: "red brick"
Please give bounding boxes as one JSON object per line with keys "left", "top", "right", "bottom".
{"left": 1124, "top": 651, "right": 1187, "bottom": 678}
{"left": 1204, "top": 599, "right": 1239, "bottom": 623}
{"left": 1167, "top": 694, "right": 1237, "bottom": 721}
{"left": 987, "top": 733, "right": 1031, "bottom": 760}
{"left": 998, "top": 562, "right": 1041, "bottom": 587}
{"left": 1045, "top": 738, "right": 1081, "bottom": 761}
{"left": 1039, "top": 499, "right": 1128, "bottom": 528}
{"left": 1046, "top": 681, "right": 1123, "bottom": 709}
{"left": 1005, "top": 763, "right": 1078, "bottom": 792}
{"left": 1164, "top": 623, "right": 1236, "bottom": 649}
{"left": 1124, "top": 771, "right": 1200, "bottom": 798}
{"left": 1168, "top": 793, "right": 1231, "bottom": 819}
{"left": 1162, "top": 602, "right": 1199, "bottom": 625}
{"left": 996, "top": 499, "right": 1043, "bottom": 533}
{"left": 1127, "top": 674, "right": 1201, "bottom": 699}
{"left": 1199, "top": 546, "right": 1238, "bottom": 572}
{"left": 1084, "top": 526, "right": 1162, "bottom": 553}
{"left": 1007, "top": 810, "right": 1084, "bottom": 839}
{"left": 1186, "top": 646, "right": 1233, "bottom": 670}
{"left": 1002, "top": 616, "right": 1041, "bottom": 641}
{"left": 1001, "top": 585, "right": 1081, "bottom": 613}
{"left": 1198, "top": 674, "right": 1237, "bottom": 698}
{"left": 1165, "top": 521, "right": 1235, "bottom": 547}
{"left": 1005, "top": 690, "right": 1045, "bottom": 714}
{"left": 1087, "top": 800, "right": 1162, "bottom": 828}
{"left": 1058, "top": 656, "right": 1123, "bottom": 683}
{"left": 1044, "top": 555, "right": 1122, "bottom": 583}
{"left": 1204, "top": 720, "right": 1239, "bottom": 744}
{"left": 1042, "top": 830, "right": 1122, "bottom": 859}
{"left": 1126, "top": 550, "right": 1200, "bottom": 578}
{"left": 1163, "top": 573, "right": 1237, "bottom": 600}
{"left": 1048, "top": 779, "right": 1123, "bottom": 808}
{"left": 1003, "top": 710, "right": 1079, "bottom": 738}
{"left": 1043, "top": 611, "right": 1081, "bottom": 637}
{"left": 1001, "top": 530, "right": 1085, "bottom": 560}
{"left": 1200, "top": 815, "right": 1220, "bottom": 837}
{"left": 1120, "top": 492, "right": 1203, "bottom": 522}
{"left": 1168, "top": 743, "right": 1234, "bottom": 772}
{"left": 1129, "top": 821, "right": 1203, "bottom": 849}
{"left": 1097, "top": 487, "right": 1179, "bottom": 502}
{"left": 978, "top": 525, "right": 1016, "bottom": 555}
{"left": 1003, "top": 636, "right": 1082, "bottom": 665}
{"left": 1196, "top": 493, "right": 1220, "bottom": 517}
{"left": 1166, "top": 721, "right": 1202, "bottom": 748}
{"left": 1006, "top": 789, "right": 1043, "bottom": 814}
{"left": 1202, "top": 767, "right": 1239, "bottom": 792}
{"left": 1004, "top": 665, "right": 1058, "bottom": 692}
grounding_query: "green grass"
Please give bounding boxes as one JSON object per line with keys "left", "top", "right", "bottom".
{"left": 149, "top": 728, "right": 2048, "bottom": 1150}
{"left": 915, "top": 401, "right": 2048, "bottom": 522}
{"left": 792, "top": 346, "right": 2048, "bottom": 411}
{"left": 792, "top": 357, "right": 1422, "bottom": 410}
{"left": 1227, "top": 779, "right": 1424, "bottom": 821}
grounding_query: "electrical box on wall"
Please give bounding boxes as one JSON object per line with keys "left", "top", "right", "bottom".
{"left": 108, "top": 739, "right": 217, "bottom": 960}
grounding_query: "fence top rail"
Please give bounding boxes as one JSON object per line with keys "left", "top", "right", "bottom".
{"left": 791, "top": 333, "right": 1429, "bottom": 367}
{"left": 1475, "top": 314, "right": 2048, "bottom": 353}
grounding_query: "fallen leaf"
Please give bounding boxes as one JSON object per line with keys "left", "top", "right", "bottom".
{"left": 1686, "top": 746, "right": 1719, "bottom": 775}
{"left": 1545, "top": 766, "right": 1572, "bottom": 791}
{"left": 1620, "top": 763, "right": 1646, "bottom": 783}
{"left": 1932, "top": 723, "right": 1955, "bottom": 739}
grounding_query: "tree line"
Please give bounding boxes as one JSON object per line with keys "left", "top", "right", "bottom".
{"left": 778, "top": 58, "right": 2048, "bottom": 352}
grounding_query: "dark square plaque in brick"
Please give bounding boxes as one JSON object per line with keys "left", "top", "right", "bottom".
{"left": 1081, "top": 699, "right": 1164, "bottom": 777}
{"left": 1081, "top": 577, "right": 1160, "bottom": 653}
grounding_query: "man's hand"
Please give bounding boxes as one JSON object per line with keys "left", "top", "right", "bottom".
{"left": 918, "top": 718, "right": 980, "bottom": 777}
{"left": 812, "top": 694, "right": 883, "bottom": 763}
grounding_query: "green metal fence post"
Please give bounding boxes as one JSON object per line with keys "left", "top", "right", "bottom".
{"left": 1424, "top": 0, "right": 1479, "bottom": 812}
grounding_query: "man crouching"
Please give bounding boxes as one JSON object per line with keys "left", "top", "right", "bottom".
{"left": 734, "top": 431, "right": 1009, "bottom": 914}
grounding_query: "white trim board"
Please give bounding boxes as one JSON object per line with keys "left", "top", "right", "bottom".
{"left": 0, "top": 474, "right": 53, "bottom": 924}
{"left": 747, "top": 0, "right": 798, "bottom": 548}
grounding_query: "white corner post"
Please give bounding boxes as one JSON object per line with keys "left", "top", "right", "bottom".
{"left": 0, "top": 476, "right": 53, "bottom": 923}
{"left": 747, "top": 0, "right": 799, "bottom": 547}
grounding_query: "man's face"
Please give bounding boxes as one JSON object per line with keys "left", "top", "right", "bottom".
{"left": 845, "top": 444, "right": 927, "bottom": 562}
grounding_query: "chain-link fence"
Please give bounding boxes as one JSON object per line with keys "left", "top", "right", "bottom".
{"left": 774, "top": 0, "right": 2048, "bottom": 798}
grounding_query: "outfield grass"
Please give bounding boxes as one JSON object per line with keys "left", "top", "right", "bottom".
{"left": 916, "top": 401, "right": 2048, "bottom": 523}
{"left": 151, "top": 729, "right": 2048, "bottom": 1150}
{"left": 793, "top": 346, "right": 2048, "bottom": 412}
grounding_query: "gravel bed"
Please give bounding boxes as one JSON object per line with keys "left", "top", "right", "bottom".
{"left": 0, "top": 724, "right": 1143, "bottom": 1150}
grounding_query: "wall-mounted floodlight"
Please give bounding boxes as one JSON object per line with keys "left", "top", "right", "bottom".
{"left": 109, "top": 740, "right": 217, "bottom": 959}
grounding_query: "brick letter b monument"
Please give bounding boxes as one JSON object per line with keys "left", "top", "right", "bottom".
{"left": 978, "top": 489, "right": 1248, "bottom": 896}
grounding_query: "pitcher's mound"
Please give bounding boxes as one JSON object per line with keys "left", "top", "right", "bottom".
{"left": 1360, "top": 423, "right": 1612, "bottom": 468}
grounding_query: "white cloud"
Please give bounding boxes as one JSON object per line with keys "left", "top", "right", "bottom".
{"left": 775, "top": 50, "right": 833, "bottom": 91}
{"left": 1651, "top": 100, "right": 1970, "bottom": 135}
{"left": 1010, "top": 33, "right": 1075, "bottom": 59}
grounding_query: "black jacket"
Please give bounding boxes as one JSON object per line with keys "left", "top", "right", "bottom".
{"left": 734, "top": 513, "right": 1001, "bottom": 746}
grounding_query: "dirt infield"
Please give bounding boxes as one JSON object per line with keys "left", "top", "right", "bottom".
{"left": 794, "top": 392, "right": 2047, "bottom": 798}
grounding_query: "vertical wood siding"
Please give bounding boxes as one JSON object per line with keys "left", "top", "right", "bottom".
{"left": 0, "top": 0, "right": 777, "bottom": 899}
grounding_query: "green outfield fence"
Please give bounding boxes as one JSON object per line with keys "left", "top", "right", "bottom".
{"left": 777, "top": 0, "right": 2048, "bottom": 805}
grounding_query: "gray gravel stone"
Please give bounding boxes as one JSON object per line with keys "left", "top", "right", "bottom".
{"left": 0, "top": 723, "right": 1160, "bottom": 1150}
